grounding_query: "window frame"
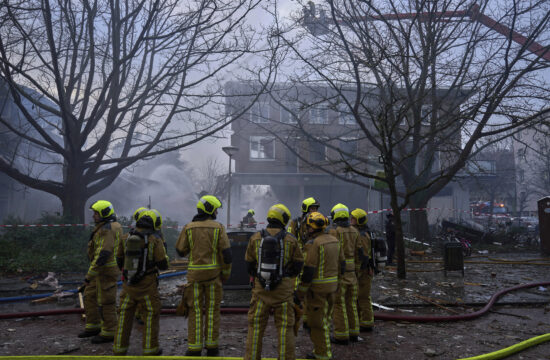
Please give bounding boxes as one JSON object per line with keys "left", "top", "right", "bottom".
{"left": 308, "top": 105, "right": 329, "bottom": 124}
{"left": 249, "top": 135, "right": 276, "bottom": 160}
{"left": 279, "top": 102, "right": 298, "bottom": 124}
{"left": 250, "top": 101, "right": 271, "bottom": 124}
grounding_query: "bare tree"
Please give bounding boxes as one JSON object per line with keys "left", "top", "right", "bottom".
{"left": 189, "top": 156, "right": 227, "bottom": 200}
{"left": 265, "top": 0, "right": 550, "bottom": 278}
{"left": 0, "top": 0, "right": 262, "bottom": 221}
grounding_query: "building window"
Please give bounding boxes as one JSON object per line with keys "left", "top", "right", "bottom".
{"left": 421, "top": 104, "right": 433, "bottom": 125}
{"left": 309, "top": 140, "right": 326, "bottom": 161}
{"left": 250, "top": 101, "right": 270, "bottom": 123}
{"left": 280, "top": 103, "right": 298, "bottom": 124}
{"left": 340, "top": 138, "right": 358, "bottom": 160}
{"left": 309, "top": 105, "right": 328, "bottom": 124}
{"left": 338, "top": 104, "right": 356, "bottom": 125}
{"left": 250, "top": 136, "right": 275, "bottom": 159}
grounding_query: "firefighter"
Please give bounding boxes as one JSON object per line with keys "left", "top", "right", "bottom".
{"left": 350, "top": 208, "right": 374, "bottom": 332}
{"left": 288, "top": 197, "right": 320, "bottom": 332}
{"left": 296, "top": 212, "right": 345, "bottom": 360}
{"left": 113, "top": 209, "right": 169, "bottom": 356}
{"left": 130, "top": 207, "right": 148, "bottom": 325}
{"left": 328, "top": 203, "right": 363, "bottom": 344}
{"left": 175, "top": 195, "right": 232, "bottom": 357}
{"left": 241, "top": 209, "right": 257, "bottom": 229}
{"left": 78, "top": 200, "right": 122, "bottom": 343}
{"left": 244, "top": 204, "right": 304, "bottom": 360}
{"left": 288, "top": 197, "right": 320, "bottom": 246}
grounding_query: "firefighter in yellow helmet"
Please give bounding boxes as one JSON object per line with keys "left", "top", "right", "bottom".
{"left": 328, "top": 203, "right": 364, "bottom": 345}
{"left": 176, "top": 195, "right": 232, "bottom": 357}
{"left": 296, "top": 212, "right": 345, "bottom": 360}
{"left": 288, "top": 197, "right": 320, "bottom": 247}
{"left": 350, "top": 208, "right": 374, "bottom": 332}
{"left": 244, "top": 204, "right": 304, "bottom": 360}
{"left": 241, "top": 209, "right": 257, "bottom": 229}
{"left": 78, "top": 200, "right": 122, "bottom": 344}
{"left": 130, "top": 206, "right": 149, "bottom": 326}
{"left": 113, "top": 209, "right": 169, "bottom": 356}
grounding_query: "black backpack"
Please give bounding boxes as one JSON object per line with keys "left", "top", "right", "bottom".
{"left": 257, "top": 229, "right": 286, "bottom": 291}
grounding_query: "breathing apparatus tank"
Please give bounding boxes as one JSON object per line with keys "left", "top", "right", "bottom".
{"left": 124, "top": 231, "right": 148, "bottom": 284}
{"left": 257, "top": 230, "right": 285, "bottom": 291}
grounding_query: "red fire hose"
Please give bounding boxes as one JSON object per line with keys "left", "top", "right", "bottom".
{"left": 1, "top": 281, "right": 548, "bottom": 321}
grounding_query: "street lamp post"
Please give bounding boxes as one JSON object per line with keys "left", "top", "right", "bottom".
{"left": 222, "top": 146, "right": 239, "bottom": 229}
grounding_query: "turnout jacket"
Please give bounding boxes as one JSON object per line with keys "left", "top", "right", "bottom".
{"left": 86, "top": 220, "right": 123, "bottom": 281}
{"left": 287, "top": 216, "right": 308, "bottom": 246}
{"left": 355, "top": 226, "right": 372, "bottom": 261}
{"left": 176, "top": 217, "right": 232, "bottom": 282}
{"left": 329, "top": 223, "right": 362, "bottom": 285}
{"left": 297, "top": 231, "right": 345, "bottom": 294}
{"left": 245, "top": 226, "right": 304, "bottom": 303}
{"left": 115, "top": 228, "right": 169, "bottom": 284}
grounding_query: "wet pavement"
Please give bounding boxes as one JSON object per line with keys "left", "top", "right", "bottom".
{"left": 0, "top": 250, "right": 549, "bottom": 359}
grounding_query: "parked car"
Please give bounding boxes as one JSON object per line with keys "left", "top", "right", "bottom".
{"left": 510, "top": 216, "right": 539, "bottom": 231}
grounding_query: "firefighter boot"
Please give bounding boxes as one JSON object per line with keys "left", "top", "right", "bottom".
{"left": 91, "top": 335, "right": 114, "bottom": 344}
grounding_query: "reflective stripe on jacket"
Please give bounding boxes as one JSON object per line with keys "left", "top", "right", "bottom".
{"left": 176, "top": 219, "right": 231, "bottom": 282}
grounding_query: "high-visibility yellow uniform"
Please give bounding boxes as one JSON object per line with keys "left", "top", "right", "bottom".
{"left": 354, "top": 225, "right": 374, "bottom": 329}
{"left": 175, "top": 217, "right": 232, "bottom": 354}
{"left": 244, "top": 226, "right": 304, "bottom": 360}
{"left": 113, "top": 229, "right": 168, "bottom": 355}
{"left": 297, "top": 232, "right": 344, "bottom": 360}
{"left": 329, "top": 223, "right": 361, "bottom": 341}
{"left": 83, "top": 220, "right": 122, "bottom": 339}
{"left": 287, "top": 217, "right": 308, "bottom": 247}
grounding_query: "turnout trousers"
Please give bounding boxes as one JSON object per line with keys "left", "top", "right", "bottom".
{"left": 333, "top": 282, "right": 359, "bottom": 340}
{"left": 185, "top": 278, "right": 223, "bottom": 352}
{"left": 357, "top": 271, "right": 374, "bottom": 329}
{"left": 306, "top": 291, "right": 334, "bottom": 360}
{"left": 244, "top": 295, "right": 296, "bottom": 360}
{"left": 83, "top": 274, "right": 118, "bottom": 338}
{"left": 113, "top": 277, "right": 161, "bottom": 355}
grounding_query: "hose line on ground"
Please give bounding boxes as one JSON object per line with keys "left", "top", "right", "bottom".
{"left": 1, "top": 281, "right": 548, "bottom": 322}
{"left": 0, "top": 271, "right": 187, "bottom": 303}
{"left": 456, "top": 333, "right": 550, "bottom": 360}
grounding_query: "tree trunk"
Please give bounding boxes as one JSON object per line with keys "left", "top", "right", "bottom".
{"left": 409, "top": 199, "right": 430, "bottom": 245}
{"left": 394, "top": 213, "right": 406, "bottom": 279}
{"left": 61, "top": 163, "right": 87, "bottom": 223}
{"left": 61, "top": 189, "right": 87, "bottom": 223}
